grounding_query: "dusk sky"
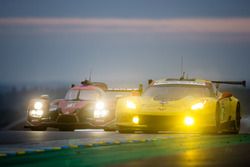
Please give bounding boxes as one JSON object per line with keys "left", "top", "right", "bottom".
{"left": 0, "top": 0, "right": 250, "bottom": 87}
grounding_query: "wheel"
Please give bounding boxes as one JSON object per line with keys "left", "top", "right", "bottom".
{"left": 104, "top": 124, "right": 117, "bottom": 131}
{"left": 118, "top": 130, "right": 134, "bottom": 134}
{"left": 104, "top": 128, "right": 117, "bottom": 131}
{"left": 59, "top": 127, "right": 74, "bottom": 131}
{"left": 143, "top": 130, "right": 158, "bottom": 134}
{"left": 31, "top": 126, "right": 47, "bottom": 131}
{"left": 232, "top": 103, "right": 241, "bottom": 134}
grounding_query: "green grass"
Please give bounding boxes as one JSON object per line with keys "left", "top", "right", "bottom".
{"left": 1, "top": 134, "right": 250, "bottom": 167}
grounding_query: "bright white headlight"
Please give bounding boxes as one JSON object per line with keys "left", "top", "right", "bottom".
{"left": 126, "top": 101, "right": 136, "bottom": 109}
{"left": 191, "top": 102, "right": 204, "bottom": 110}
{"left": 34, "top": 101, "right": 43, "bottom": 110}
{"left": 184, "top": 116, "right": 194, "bottom": 126}
{"left": 95, "top": 101, "right": 105, "bottom": 110}
{"left": 29, "top": 109, "right": 44, "bottom": 118}
{"left": 132, "top": 116, "right": 139, "bottom": 124}
{"left": 94, "top": 109, "right": 109, "bottom": 118}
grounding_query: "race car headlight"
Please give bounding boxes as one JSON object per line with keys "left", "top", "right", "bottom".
{"left": 184, "top": 116, "right": 194, "bottom": 126}
{"left": 29, "top": 109, "right": 44, "bottom": 118}
{"left": 94, "top": 109, "right": 109, "bottom": 118}
{"left": 191, "top": 102, "right": 204, "bottom": 110}
{"left": 34, "top": 101, "right": 43, "bottom": 110}
{"left": 132, "top": 116, "right": 139, "bottom": 124}
{"left": 95, "top": 101, "right": 105, "bottom": 110}
{"left": 94, "top": 101, "right": 108, "bottom": 118}
{"left": 127, "top": 101, "right": 136, "bottom": 109}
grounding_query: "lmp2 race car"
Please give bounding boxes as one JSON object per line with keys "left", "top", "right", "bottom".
{"left": 116, "top": 78, "right": 245, "bottom": 134}
{"left": 25, "top": 80, "right": 139, "bottom": 131}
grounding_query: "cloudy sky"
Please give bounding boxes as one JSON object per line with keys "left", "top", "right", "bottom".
{"left": 0, "top": 0, "right": 250, "bottom": 87}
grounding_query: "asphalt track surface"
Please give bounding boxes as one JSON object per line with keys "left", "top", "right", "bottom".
{"left": 1, "top": 130, "right": 250, "bottom": 166}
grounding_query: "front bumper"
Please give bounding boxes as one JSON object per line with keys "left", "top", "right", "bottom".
{"left": 117, "top": 115, "right": 216, "bottom": 132}
{"left": 25, "top": 114, "right": 115, "bottom": 129}
{"left": 25, "top": 120, "right": 96, "bottom": 129}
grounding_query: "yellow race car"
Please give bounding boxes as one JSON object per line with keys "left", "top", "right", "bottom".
{"left": 116, "top": 78, "right": 245, "bottom": 134}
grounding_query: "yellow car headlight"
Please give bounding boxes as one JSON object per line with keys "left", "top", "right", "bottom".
{"left": 126, "top": 100, "right": 136, "bottom": 109}
{"left": 34, "top": 101, "right": 43, "bottom": 110}
{"left": 191, "top": 102, "right": 204, "bottom": 110}
{"left": 184, "top": 116, "right": 194, "bottom": 126}
{"left": 132, "top": 116, "right": 139, "bottom": 124}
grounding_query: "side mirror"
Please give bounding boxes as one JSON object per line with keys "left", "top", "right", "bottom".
{"left": 220, "top": 92, "right": 232, "bottom": 100}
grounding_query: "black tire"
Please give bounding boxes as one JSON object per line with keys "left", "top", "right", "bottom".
{"left": 59, "top": 127, "right": 75, "bottom": 131}
{"left": 31, "top": 126, "right": 47, "bottom": 131}
{"left": 104, "top": 128, "right": 117, "bottom": 131}
{"left": 143, "top": 130, "right": 158, "bottom": 134}
{"left": 118, "top": 130, "right": 134, "bottom": 134}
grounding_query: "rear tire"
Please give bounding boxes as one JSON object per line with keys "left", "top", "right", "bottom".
{"left": 31, "top": 126, "right": 47, "bottom": 131}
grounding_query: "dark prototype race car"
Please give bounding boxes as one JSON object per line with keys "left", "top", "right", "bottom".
{"left": 25, "top": 80, "right": 141, "bottom": 131}
{"left": 25, "top": 81, "right": 117, "bottom": 131}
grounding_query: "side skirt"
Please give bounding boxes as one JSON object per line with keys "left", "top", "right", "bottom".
{"left": 220, "top": 120, "right": 236, "bottom": 132}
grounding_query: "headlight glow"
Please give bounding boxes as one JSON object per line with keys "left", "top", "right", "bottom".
{"left": 132, "top": 116, "right": 139, "bottom": 124}
{"left": 29, "top": 109, "right": 44, "bottom": 118}
{"left": 184, "top": 116, "right": 194, "bottom": 126}
{"left": 94, "top": 109, "right": 109, "bottom": 118}
{"left": 191, "top": 102, "right": 204, "bottom": 110}
{"left": 34, "top": 101, "right": 43, "bottom": 110}
{"left": 95, "top": 101, "right": 105, "bottom": 110}
{"left": 127, "top": 101, "right": 136, "bottom": 109}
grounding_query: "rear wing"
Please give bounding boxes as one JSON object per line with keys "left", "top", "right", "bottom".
{"left": 106, "top": 84, "right": 143, "bottom": 95}
{"left": 212, "top": 80, "right": 246, "bottom": 87}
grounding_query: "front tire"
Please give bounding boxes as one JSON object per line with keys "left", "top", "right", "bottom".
{"left": 59, "top": 127, "right": 75, "bottom": 131}
{"left": 118, "top": 130, "right": 134, "bottom": 134}
{"left": 104, "top": 128, "right": 117, "bottom": 131}
{"left": 143, "top": 130, "right": 158, "bottom": 134}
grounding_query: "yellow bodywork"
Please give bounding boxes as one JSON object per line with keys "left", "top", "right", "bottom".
{"left": 116, "top": 79, "right": 240, "bottom": 133}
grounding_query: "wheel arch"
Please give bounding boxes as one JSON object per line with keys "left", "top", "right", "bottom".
{"left": 232, "top": 100, "right": 241, "bottom": 121}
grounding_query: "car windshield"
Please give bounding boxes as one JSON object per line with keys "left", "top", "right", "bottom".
{"left": 142, "top": 84, "right": 214, "bottom": 101}
{"left": 65, "top": 89, "right": 79, "bottom": 100}
{"left": 79, "top": 90, "right": 101, "bottom": 100}
{"left": 65, "top": 89, "right": 102, "bottom": 101}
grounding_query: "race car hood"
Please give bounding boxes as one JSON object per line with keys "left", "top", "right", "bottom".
{"left": 58, "top": 100, "right": 93, "bottom": 114}
{"left": 130, "top": 96, "right": 216, "bottom": 115}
